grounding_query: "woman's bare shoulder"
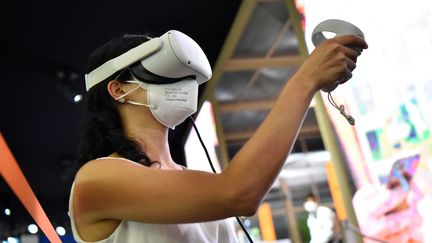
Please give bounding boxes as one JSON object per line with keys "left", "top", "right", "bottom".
{"left": 75, "top": 157, "right": 144, "bottom": 182}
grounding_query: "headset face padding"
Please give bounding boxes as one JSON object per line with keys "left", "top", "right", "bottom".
{"left": 129, "top": 60, "right": 195, "bottom": 85}
{"left": 134, "top": 31, "right": 212, "bottom": 85}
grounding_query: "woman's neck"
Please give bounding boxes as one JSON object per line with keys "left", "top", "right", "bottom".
{"left": 117, "top": 104, "right": 183, "bottom": 169}
{"left": 121, "top": 115, "right": 180, "bottom": 169}
{"left": 129, "top": 126, "right": 171, "bottom": 162}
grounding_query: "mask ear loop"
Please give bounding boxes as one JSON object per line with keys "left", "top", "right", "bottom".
{"left": 112, "top": 67, "right": 156, "bottom": 109}
{"left": 115, "top": 80, "right": 156, "bottom": 109}
{"left": 112, "top": 68, "right": 129, "bottom": 103}
{"left": 126, "top": 100, "right": 155, "bottom": 109}
{"left": 327, "top": 92, "right": 355, "bottom": 125}
{"left": 115, "top": 81, "right": 143, "bottom": 103}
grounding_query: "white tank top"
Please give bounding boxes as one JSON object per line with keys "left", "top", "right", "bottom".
{"left": 68, "top": 158, "right": 239, "bottom": 243}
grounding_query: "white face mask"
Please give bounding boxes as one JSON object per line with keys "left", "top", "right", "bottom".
{"left": 115, "top": 79, "right": 198, "bottom": 129}
{"left": 304, "top": 200, "right": 318, "bottom": 212}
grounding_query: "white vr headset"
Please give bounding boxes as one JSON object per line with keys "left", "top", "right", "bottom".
{"left": 85, "top": 30, "right": 213, "bottom": 91}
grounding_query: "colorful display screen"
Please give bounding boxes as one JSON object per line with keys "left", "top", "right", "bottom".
{"left": 301, "top": 0, "right": 432, "bottom": 241}
{"left": 301, "top": 0, "right": 432, "bottom": 187}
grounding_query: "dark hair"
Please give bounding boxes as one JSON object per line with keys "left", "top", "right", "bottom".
{"left": 305, "top": 193, "right": 317, "bottom": 202}
{"left": 76, "top": 34, "right": 155, "bottom": 167}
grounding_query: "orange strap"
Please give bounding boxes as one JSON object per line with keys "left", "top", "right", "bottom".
{"left": 0, "top": 133, "right": 61, "bottom": 242}
{"left": 257, "top": 202, "right": 276, "bottom": 241}
{"left": 325, "top": 161, "right": 348, "bottom": 221}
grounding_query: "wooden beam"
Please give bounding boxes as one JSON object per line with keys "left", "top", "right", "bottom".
{"left": 210, "top": 99, "right": 231, "bottom": 168}
{"left": 238, "top": 18, "right": 293, "bottom": 100}
{"left": 199, "top": 0, "right": 257, "bottom": 107}
{"left": 219, "top": 100, "right": 315, "bottom": 113}
{"left": 225, "top": 130, "right": 254, "bottom": 141}
{"left": 224, "top": 56, "right": 303, "bottom": 71}
{"left": 283, "top": 0, "right": 309, "bottom": 58}
{"left": 225, "top": 124, "right": 320, "bottom": 141}
{"left": 279, "top": 178, "right": 302, "bottom": 243}
{"left": 194, "top": 0, "right": 257, "bottom": 166}
{"left": 219, "top": 100, "right": 275, "bottom": 113}
{"left": 257, "top": 0, "right": 281, "bottom": 3}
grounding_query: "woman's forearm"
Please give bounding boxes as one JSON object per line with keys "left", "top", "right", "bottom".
{"left": 221, "top": 35, "right": 367, "bottom": 214}
{"left": 223, "top": 74, "right": 316, "bottom": 209}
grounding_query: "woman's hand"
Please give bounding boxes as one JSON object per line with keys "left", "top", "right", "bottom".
{"left": 295, "top": 35, "right": 368, "bottom": 92}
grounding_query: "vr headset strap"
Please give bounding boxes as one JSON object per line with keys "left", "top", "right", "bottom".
{"left": 85, "top": 38, "right": 163, "bottom": 91}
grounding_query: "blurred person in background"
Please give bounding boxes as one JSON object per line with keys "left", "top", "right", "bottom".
{"left": 304, "top": 193, "right": 341, "bottom": 243}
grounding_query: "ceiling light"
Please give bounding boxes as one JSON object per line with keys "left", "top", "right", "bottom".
{"left": 4, "top": 208, "right": 11, "bottom": 216}
{"left": 73, "top": 94, "right": 83, "bottom": 103}
{"left": 7, "top": 237, "right": 19, "bottom": 243}
{"left": 56, "top": 226, "right": 66, "bottom": 236}
{"left": 27, "top": 224, "right": 38, "bottom": 234}
{"left": 56, "top": 70, "right": 84, "bottom": 104}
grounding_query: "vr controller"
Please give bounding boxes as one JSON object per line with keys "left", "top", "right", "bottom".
{"left": 311, "top": 19, "right": 365, "bottom": 92}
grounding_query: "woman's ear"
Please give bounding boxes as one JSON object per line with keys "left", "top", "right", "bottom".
{"left": 107, "top": 80, "right": 125, "bottom": 102}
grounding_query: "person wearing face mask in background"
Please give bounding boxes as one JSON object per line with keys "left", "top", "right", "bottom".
{"left": 69, "top": 30, "right": 367, "bottom": 243}
{"left": 303, "top": 194, "right": 341, "bottom": 243}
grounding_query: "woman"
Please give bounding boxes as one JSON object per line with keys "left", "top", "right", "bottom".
{"left": 69, "top": 30, "right": 367, "bottom": 242}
